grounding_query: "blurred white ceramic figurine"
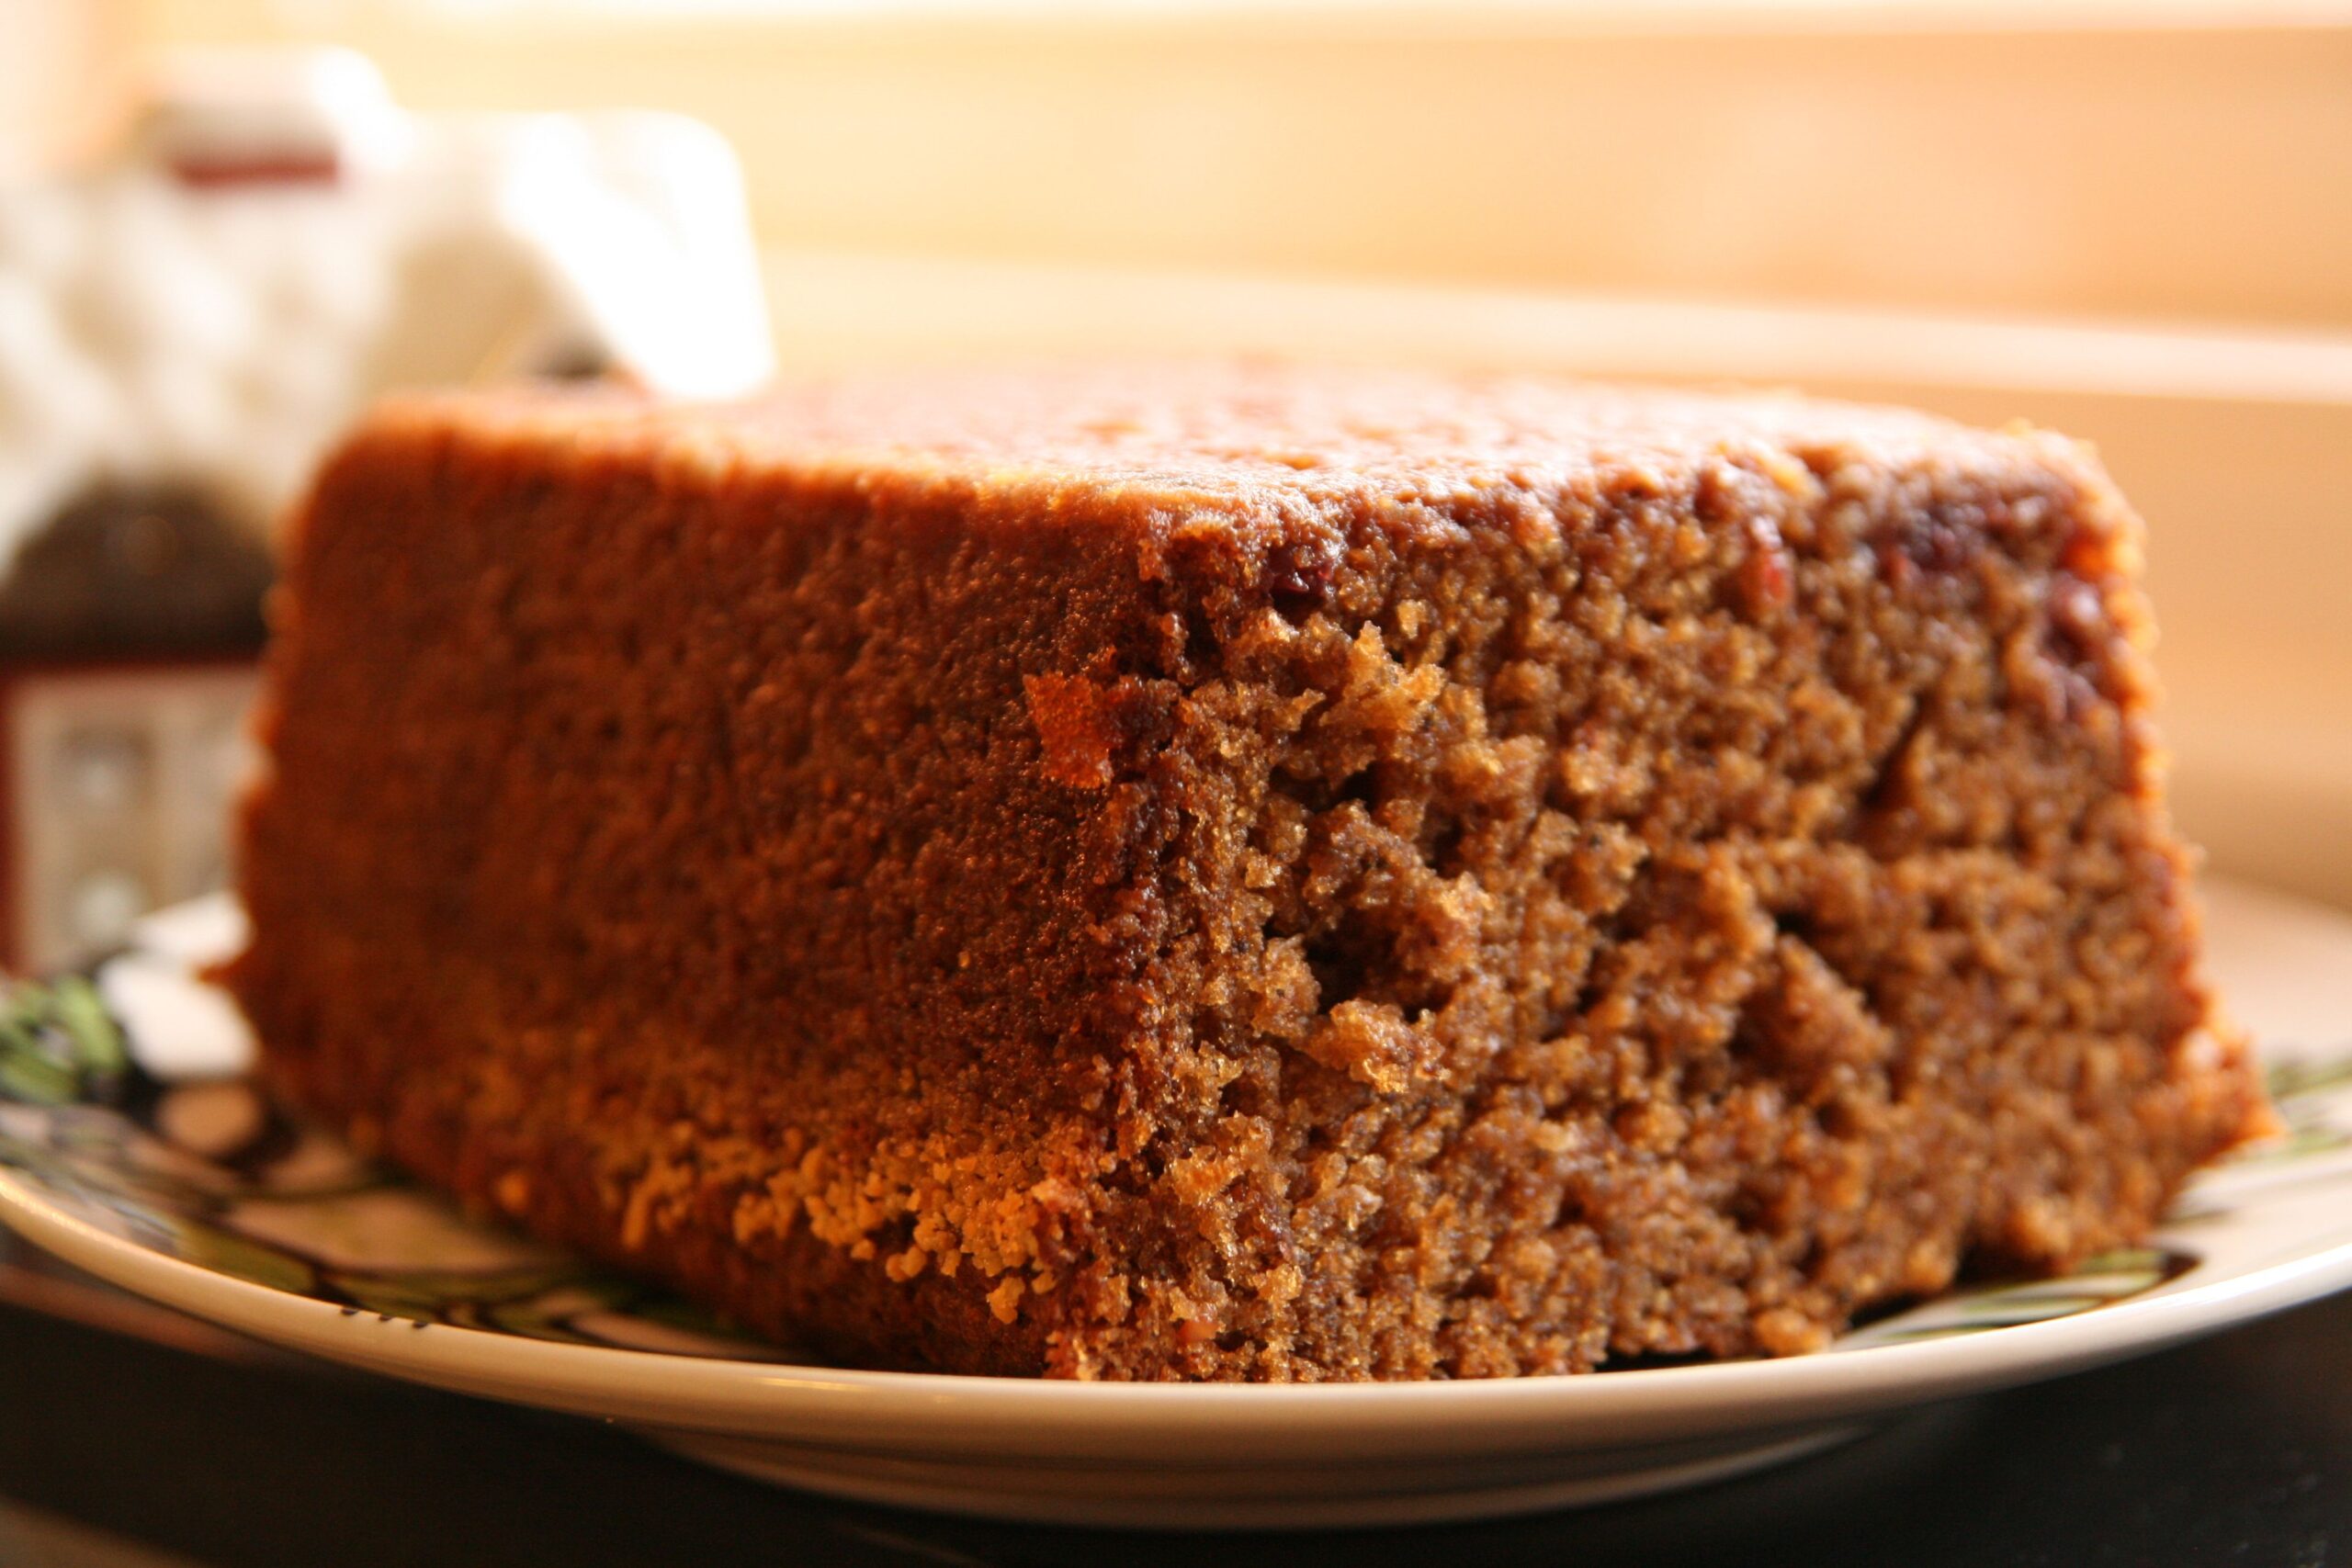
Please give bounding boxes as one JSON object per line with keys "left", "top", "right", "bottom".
{"left": 0, "top": 47, "right": 774, "bottom": 970}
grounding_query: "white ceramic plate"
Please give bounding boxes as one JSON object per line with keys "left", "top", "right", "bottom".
{"left": 2, "top": 879, "right": 2348, "bottom": 1530}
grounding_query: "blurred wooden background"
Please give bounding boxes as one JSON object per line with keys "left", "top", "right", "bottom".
{"left": 28, "top": 0, "right": 2352, "bottom": 903}
{"left": 143, "top": 1, "right": 2352, "bottom": 328}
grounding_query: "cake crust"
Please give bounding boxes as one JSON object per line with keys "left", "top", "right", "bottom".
{"left": 227, "top": 365, "right": 2267, "bottom": 1380}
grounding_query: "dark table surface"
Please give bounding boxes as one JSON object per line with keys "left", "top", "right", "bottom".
{"left": 0, "top": 1264, "right": 2346, "bottom": 1568}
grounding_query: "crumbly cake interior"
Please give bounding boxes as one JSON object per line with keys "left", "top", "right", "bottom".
{"left": 228, "top": 367, "right": 2265, "bottom": 1380}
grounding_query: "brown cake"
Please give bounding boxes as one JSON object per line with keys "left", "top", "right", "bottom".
{"left": 225, "top": 364, "right": 2267, "bottom": 1381}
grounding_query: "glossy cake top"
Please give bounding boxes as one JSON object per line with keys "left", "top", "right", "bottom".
{"left": 351, "top": 361, "right": 2081, "bottom": 529}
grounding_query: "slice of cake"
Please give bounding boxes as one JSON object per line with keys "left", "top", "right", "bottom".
{"left": 225, "top": 365, "right": 2267, "bottom": 1380}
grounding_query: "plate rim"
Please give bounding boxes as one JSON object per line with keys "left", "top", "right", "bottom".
{"left": 7, "top": 873, "right": 2352, "bottom": 1466}
{"left": 6, "top": 1156, "right": 2350, "bottom": 1462}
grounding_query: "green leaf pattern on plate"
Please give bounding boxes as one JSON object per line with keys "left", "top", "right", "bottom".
{"left": 0, "top": 976, "right": 128, "bottom": 1106}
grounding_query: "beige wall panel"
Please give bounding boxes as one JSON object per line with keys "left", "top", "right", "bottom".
{"left": 144, "top": 5, "right": 2352, "bottom": 328}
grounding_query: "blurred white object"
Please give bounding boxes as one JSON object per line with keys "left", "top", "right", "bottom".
{"left": 127, "top": 891, "right": 250, "bottom": 971}
{"left": 0, "top": 48, "right": 774, "bottom": 970}
{"left": 0, "top": 46, "right": 774, "bottom": 577}
{"left": 134, "top": 46, "right": 412, "bottom": 183}
{"left": 96, "top": 948, "right": 256, "bottom": 1081}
